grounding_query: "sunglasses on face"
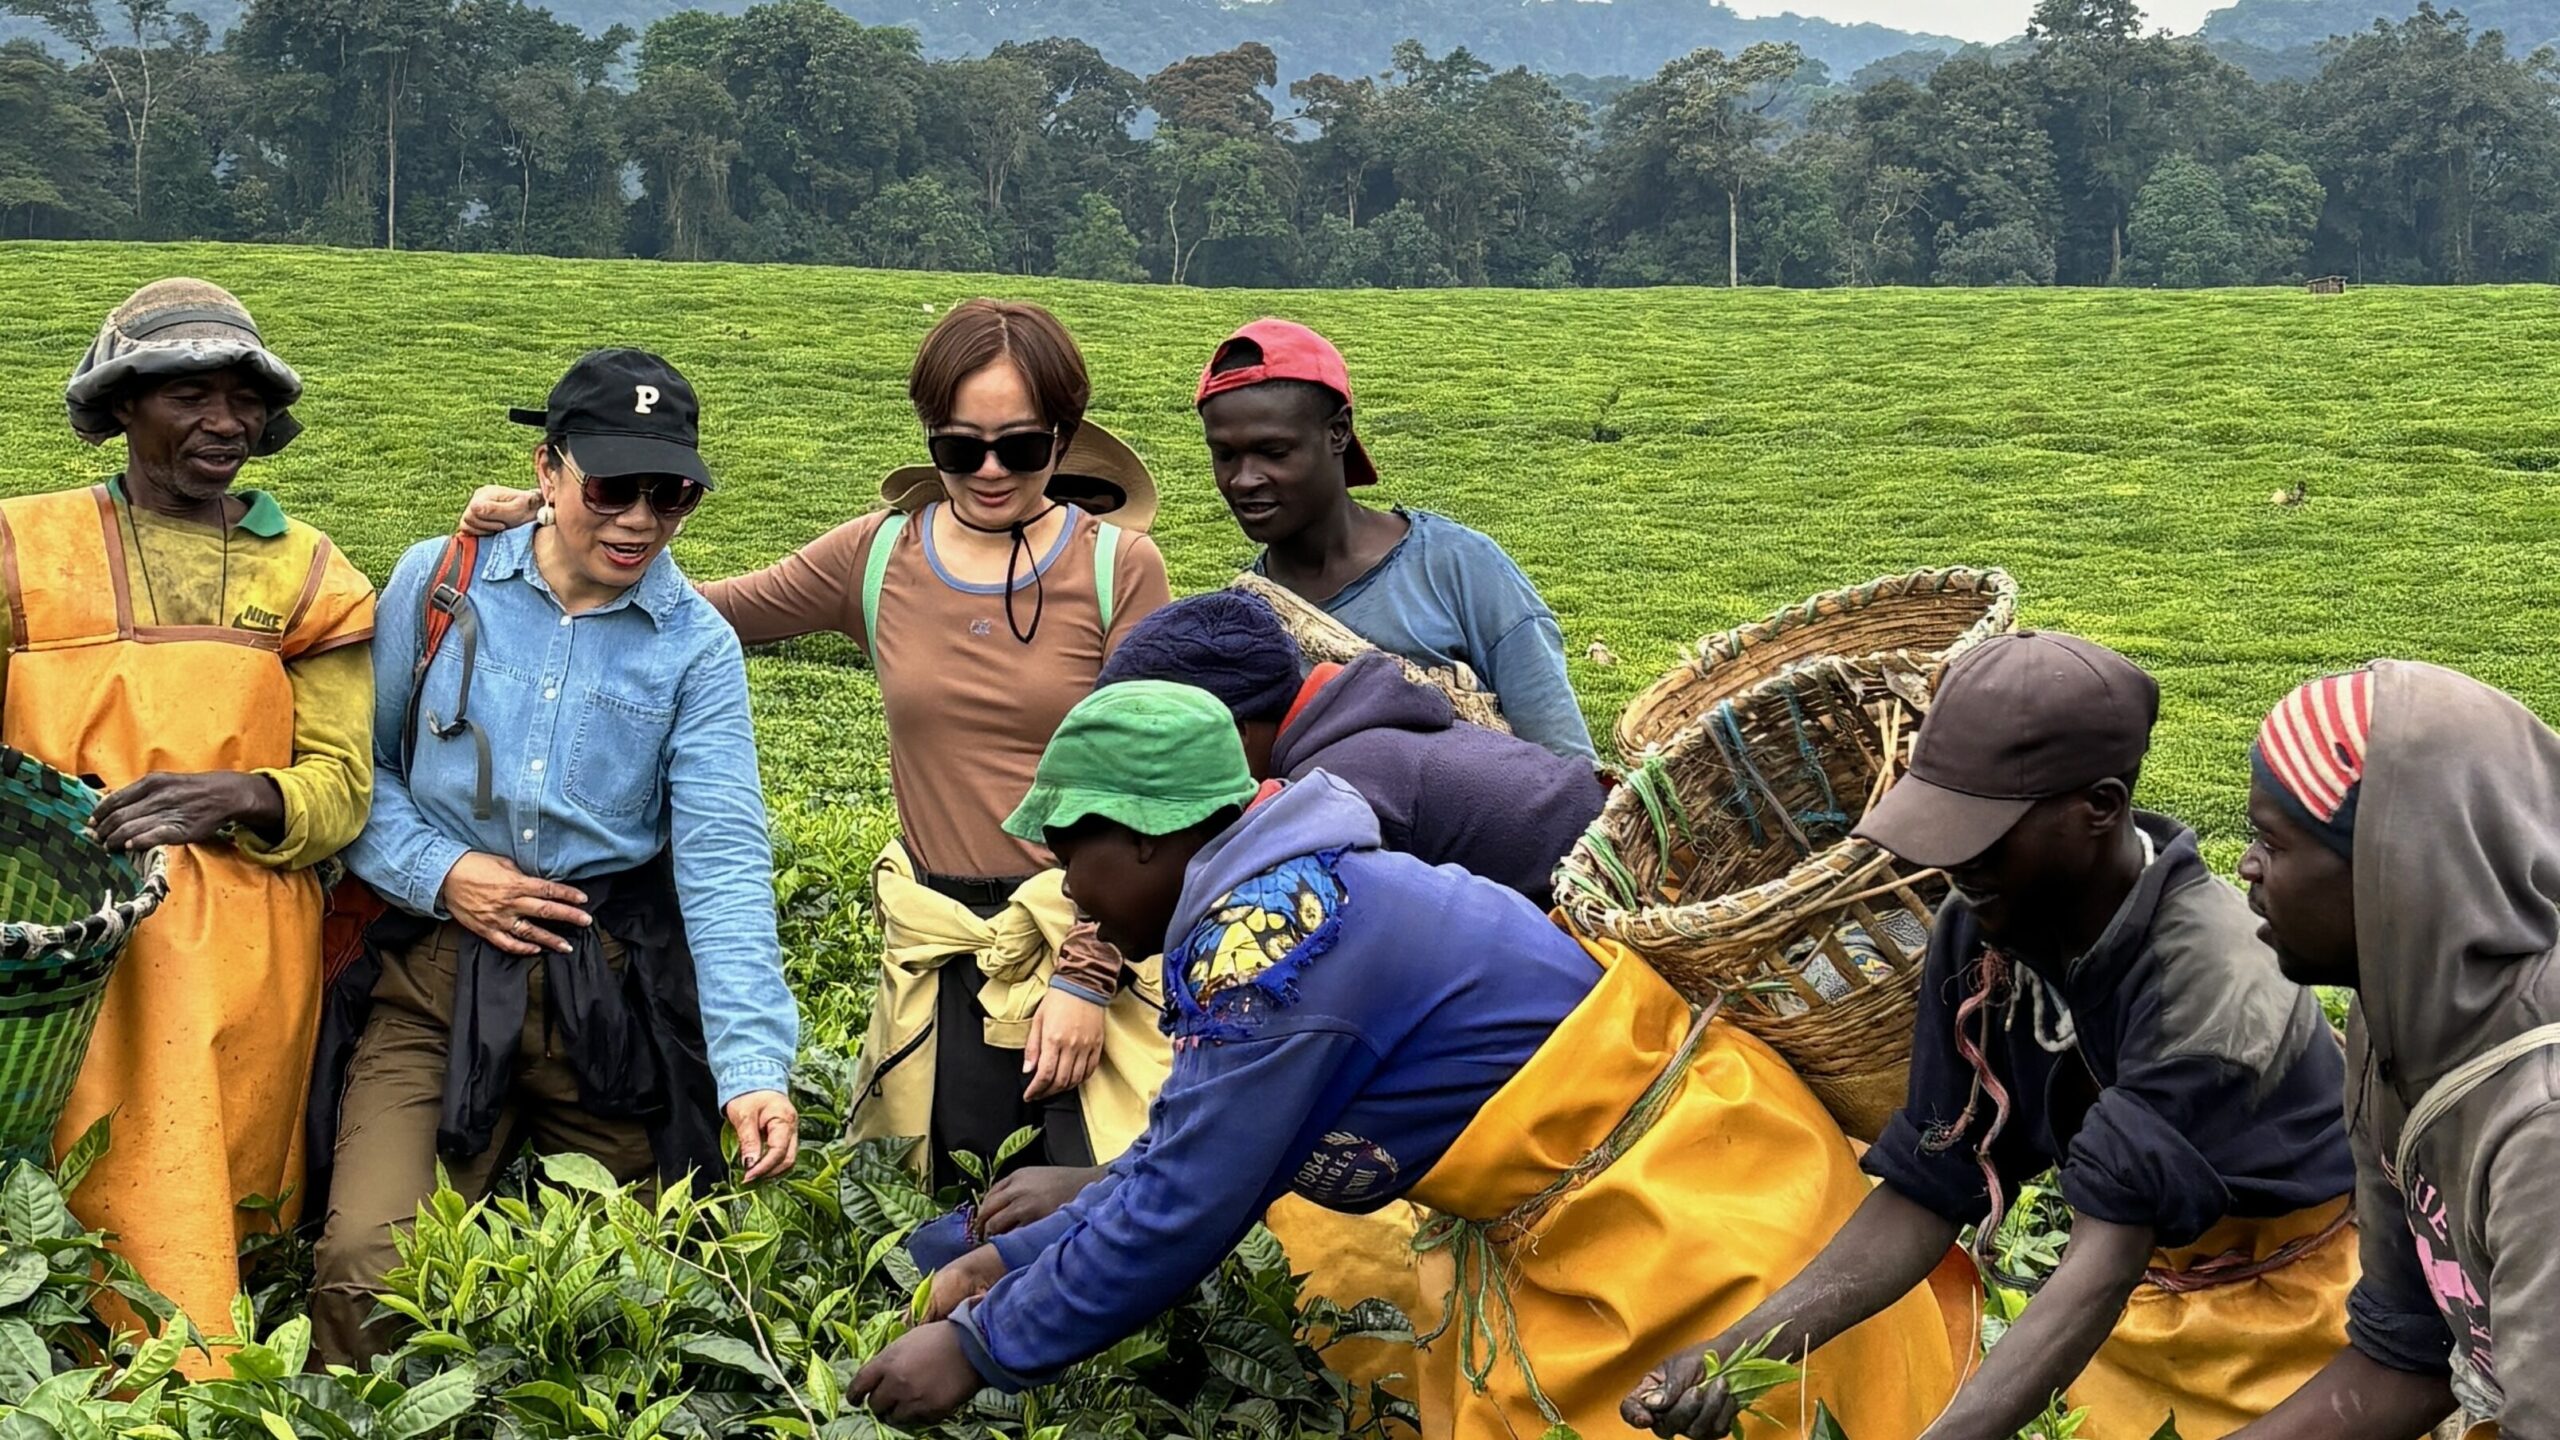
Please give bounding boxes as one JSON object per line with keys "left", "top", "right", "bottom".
{"left": 927, "top": 429, "right": 1058, "bottom": 476}
{"left": 580, "top": 472, "right": 706, "bottom": 519}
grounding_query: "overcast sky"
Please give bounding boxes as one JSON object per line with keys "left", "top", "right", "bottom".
{"left": 1728, "top": 0, "right": 2224, "bottom": 42}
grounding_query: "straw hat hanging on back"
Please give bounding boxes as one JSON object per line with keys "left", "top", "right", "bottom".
{"left": 878, "top": 419, "right": 1159, "bottom": 532}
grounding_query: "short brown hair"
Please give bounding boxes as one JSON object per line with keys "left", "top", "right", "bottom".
{"left": 908, "top": 299, "right": 1090, "bottom": 446}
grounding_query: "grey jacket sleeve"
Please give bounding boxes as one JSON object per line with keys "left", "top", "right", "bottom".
{"left": 2345, "top": 1100, "right": 2456, "bottom": 1376}
{"left": 2482, "top": 1104, "right": 2560, "bottom": 1430}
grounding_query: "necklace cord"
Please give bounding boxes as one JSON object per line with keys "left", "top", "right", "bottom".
{"left": 952, "top": 501, "right": 1060, "bottom": 646}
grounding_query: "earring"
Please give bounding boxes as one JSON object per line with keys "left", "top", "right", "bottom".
{"left": 536, "top": 503, "right": 557, "bottom": 527}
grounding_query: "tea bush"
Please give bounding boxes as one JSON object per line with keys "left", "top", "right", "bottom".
{"left": 0, "top": 1119, "right": 1412, "bottom": 1439}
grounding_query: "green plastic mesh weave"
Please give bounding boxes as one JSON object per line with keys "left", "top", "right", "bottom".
{"left": 0, "top": 749, "right": 166, "bottom": 1165}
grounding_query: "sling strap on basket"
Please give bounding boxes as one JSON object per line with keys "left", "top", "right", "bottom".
{"left": 1415, "top": 995, "right": 1720, "bottom": 1426}
{"left": 859, "top": 510, "right": 1121, "bottom": 666}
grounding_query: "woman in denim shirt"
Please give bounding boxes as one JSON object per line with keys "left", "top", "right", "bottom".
{"left": 312, "top": 350, "right": 801, "bottom": 1368}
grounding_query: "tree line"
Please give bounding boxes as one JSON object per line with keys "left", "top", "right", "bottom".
{"left": 4, "top": 0, "right": 2555, "bottom": 288}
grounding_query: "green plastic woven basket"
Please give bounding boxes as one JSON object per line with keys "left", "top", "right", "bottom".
{"left": 0, "top": 748, "right": 167, "bottom": 1166}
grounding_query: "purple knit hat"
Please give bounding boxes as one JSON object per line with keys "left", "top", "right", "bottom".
{"left": 1096, "top": 592, "right": 1303, "bottom": 722}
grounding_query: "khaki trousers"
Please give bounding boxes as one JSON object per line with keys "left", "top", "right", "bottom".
{"left": 310, "top": 921, "right": 656, "bottom": 1369}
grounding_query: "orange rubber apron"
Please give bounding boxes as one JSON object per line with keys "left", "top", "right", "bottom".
{"left": 1402, "top": 935, "right": 1958, "bottom": 1440}
{"left": 1262, "top": 1197, "right": 1448, "bottom": 1427}
{"left": 2066, "top": 1195, "right": 2359, "bottom": 1440}
{"left": 0, "top": 487, "right": 325, "bottom": 1369}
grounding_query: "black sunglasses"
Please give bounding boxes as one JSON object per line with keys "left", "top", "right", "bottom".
{"left": 580, "top": 472, "right": 706, "bottom": 519}
{"left": 928, "top": 429, "right": 1057, "bottom": 477}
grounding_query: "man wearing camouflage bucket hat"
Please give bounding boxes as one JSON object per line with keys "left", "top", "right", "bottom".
{"left": 0, "top": 279, "right": 376, "bottom": 1367}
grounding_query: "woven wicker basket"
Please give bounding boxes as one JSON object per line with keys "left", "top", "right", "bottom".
{"left": 1560, "top": 603, "right": 1990, "bottom": 1141}
{"left": 1230, "top": 572, "right": 1513, "bottom": 734}
{"left": 1616, "top": 568, "right": 2018, "bottom": 763}
{"left": 0, "top": 748, "right": 167, "bottom": 1165}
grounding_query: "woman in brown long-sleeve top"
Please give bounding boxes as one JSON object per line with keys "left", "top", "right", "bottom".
{"left": 466, "top": 301, "right": 1172, "bottom": 1187}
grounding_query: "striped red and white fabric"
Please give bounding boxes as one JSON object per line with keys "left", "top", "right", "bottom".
{"left": 2257, "top": 671, "right": 2374, "bottom": 822}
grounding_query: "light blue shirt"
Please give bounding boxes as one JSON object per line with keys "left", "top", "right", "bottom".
{"left": 345, "top": 523, "right": 798, "bottom": 1104}
{"left": 1259, "top": 509, "right": 1596, "bottom": 763}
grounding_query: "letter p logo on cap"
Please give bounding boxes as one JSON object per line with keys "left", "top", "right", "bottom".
{"left": 634, "top": 384, "right": 660, "bottom": 415}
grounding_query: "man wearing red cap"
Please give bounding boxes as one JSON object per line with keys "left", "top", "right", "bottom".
{"left": 1626, "top": 632, "right": 2360, "bottom": 1440}
{"left": 1193, "top": 320, "right": 1595, "bottom": 763}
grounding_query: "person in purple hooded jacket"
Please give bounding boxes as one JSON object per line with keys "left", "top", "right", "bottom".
{"left": 1093, "top": 590, "right": 1605, "bottom": 909}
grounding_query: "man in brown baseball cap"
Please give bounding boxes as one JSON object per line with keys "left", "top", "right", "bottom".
{"left": 1856, "top": 631, "right": 2157, "bottom": 875}
{"left": 1627, "top": 633, "right": 2361, "bottom": 1440}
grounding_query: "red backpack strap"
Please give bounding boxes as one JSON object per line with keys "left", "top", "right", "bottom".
{"left": 326, "top": 532, "right": 483, "bottom": 970}
{"left": 420, "top": 532, "right": 479, "bottom": 666}
{"left": 400, "top": 533, "right": 494, "bottom": 819}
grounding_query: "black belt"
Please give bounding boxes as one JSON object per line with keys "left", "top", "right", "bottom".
{"left": 917, "top": 868, "right": 1039, "bottom": 912}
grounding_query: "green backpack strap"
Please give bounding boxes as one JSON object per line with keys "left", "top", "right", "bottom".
{"left": 1094, "top": 521, "right": 1122, "bottom": 635}
{"left": 860, "top": 510, "right": 908, "bottom": 669}
{"left": 864, "top": 512, "right": 1116, "bottom": 659}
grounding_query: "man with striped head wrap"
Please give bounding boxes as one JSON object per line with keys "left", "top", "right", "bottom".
{"left": 2238, "top": 663, "right": 2560, "bottom": 1440}
{"left": 0, "top": 278, "right": 375, "bottom": 1369}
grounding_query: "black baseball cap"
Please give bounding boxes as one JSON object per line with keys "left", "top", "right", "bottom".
{"left": 1854, "top": 631, "right": 2160, "bottom": 869}
{"left": 508, "top": 349, "right": 713, "bottom": 489}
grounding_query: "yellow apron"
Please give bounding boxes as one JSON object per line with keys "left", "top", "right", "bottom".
{"left": 856, "top": 840, "right": 1168, "bottom": 1165}
{"left": 1404, "top": 936, "right": 1958, "bottom": 1440}
{"left": 1261, "top": 1199, "right": 1449, "bottom": 1422}
{"left": 2067, "top": 1196, "right": 2359, "bottom": 1440}
{"left": 0, "top": 487, "right": 352, "bottom": 1367}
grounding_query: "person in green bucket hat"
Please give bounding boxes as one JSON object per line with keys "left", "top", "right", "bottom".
{"left": 849, "top": 683, "right": 1962, "bottom": 1440}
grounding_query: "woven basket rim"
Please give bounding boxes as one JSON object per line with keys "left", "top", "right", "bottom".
{"left": 1695, "top": 566, "right": 2016, "bottom": 663}
{"left": 1228, "top": 571, "right": 1512, "bottom": 732}
{"left": 1617, "top": 566, "right": 2019, "bottom": 761}
{"left": 0, "top": 750, "right": 172, "bottom": 963}
{"left": 1568, "top": 827, "right": 1915, "bottom": 938}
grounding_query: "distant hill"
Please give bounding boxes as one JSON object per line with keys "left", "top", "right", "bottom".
{"left": 828, "top": 0, "right": 1961, "bottom": 86}
{"left": 2199, "top": 0, "right": 2560, "bottom": 61}
{"left": 7, "top": 0, "right": 1963, "bottom": 89}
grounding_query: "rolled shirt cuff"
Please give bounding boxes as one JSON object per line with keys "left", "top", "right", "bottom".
{"left": 712, "top": 1056, "right": 794, "bottom": 1109}
{"left": 949, "top": 1299, "right": 1035, "bottom": 1393}
{"left": 228, "top": 768, "right": 308, "bottom": 870}
{"left": 1048, "top": 977, "right": 1114, "bottom": 1007}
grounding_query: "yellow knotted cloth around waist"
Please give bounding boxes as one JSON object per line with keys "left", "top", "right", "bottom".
{"left": 851, "top": 840, "right": 1171, "bottom": 1167}
{"left": 2066, "top": 1194, "right": 2358, "bottom": 1440}
{"left": 1401, "top": 933, "right": 1958, "bottom": 1440}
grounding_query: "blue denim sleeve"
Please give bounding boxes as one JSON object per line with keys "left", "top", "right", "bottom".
{"left": 343, "top": 539, "right": 470, "bottom": 917}
{"left": 1484, "top": 614, "right": 1595, "bottom": 763}
{"left": 956, "top": 1029, "right": 1367, "bottom": 1389}
{"left": 666, "top": 621, "right": 799, "bottom": 1104}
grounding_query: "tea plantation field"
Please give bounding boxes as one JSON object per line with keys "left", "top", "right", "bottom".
{"left": 0, "top": 241, "right": 2549, "bottom": 1438}
{"left": 6, "top": 242, "right": 2556, "bottom": 869}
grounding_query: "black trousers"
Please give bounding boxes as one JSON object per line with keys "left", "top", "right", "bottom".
{"left": 922, "top": 872, "right": 1095, "bottom": 1193}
